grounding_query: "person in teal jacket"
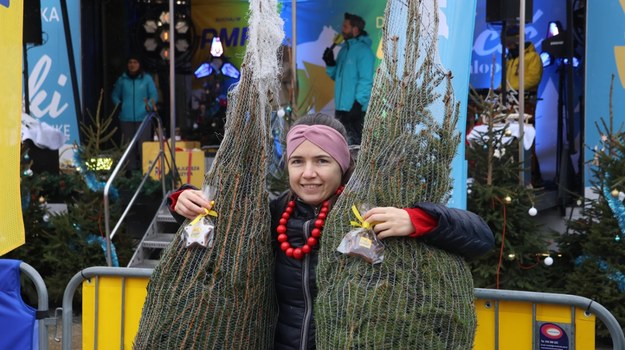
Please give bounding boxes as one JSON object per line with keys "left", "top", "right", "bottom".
{"left": 111, "top": 55, "right": 158, "bottom": 171}
{"left": 323, "top": 13, "right": 375, "bottom": 145}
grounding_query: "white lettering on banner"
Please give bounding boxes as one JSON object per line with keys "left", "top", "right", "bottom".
{"left": 28, "top": 55, "right": 69, "bottom": 119}
{"left": 52, "top": 124, "right": 71, "bottom": 138}
{"left": 473, "top": 29, "right": 502, "bottom": 56}
{"left": 473, "top": 10, "right": 544, "bottom": 58}
{"left": 471, "top": 59, "right": 501, "bottom": 75}
{"left": 41, "top": 7, "right": 60, "bottom": 22}
{"left": 376, "top": 17, "right": 383, "bottom": 29}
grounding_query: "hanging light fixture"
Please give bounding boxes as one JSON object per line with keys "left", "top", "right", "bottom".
{"left": 160, "top": 29, "right": 170, "bottom": 43}
{"left": 160, "top": 48, "right": 169, "bottom": 60}
{"left": 158, "top": 11, "right": 170, "bottom": 25}
{"left": 143, "top": 19, "right": 158, "bottom": 34}
{"left": 194, "top": 63, "right": 214, "bottom": 79}
{"left": 175, "top": 38, "right": 190, "bottom": 52}
{"left": 136, "top": 7, "right": 195, "bottom": 68}
{"left": 144, "top": 37, "right": 159, "bottom": 52}
{"left": 210, "top": 37, "right": 224, "bottom": 57}
{"left": 175, "top": 20, "right": 189, "bottom": 34}
{"left": 220, "top": 62, "right": 240, "bottom": 79}
{"left": 193, "top": 36, "right": 240, "bottom": 80}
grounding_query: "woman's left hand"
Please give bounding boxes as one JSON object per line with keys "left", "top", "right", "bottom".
{"left": 362, "top": 207, "right": 415, "bottom": 240}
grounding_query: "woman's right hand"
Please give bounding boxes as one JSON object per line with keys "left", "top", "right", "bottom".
{"left": 174, "top": 189, "right": 213, "bottom": 220}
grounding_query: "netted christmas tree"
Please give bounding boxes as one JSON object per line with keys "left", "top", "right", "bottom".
{"left": 557, "top": 76, "right": 625, "bottom": 341}
{"left": 465, "top": 90, "right": 556, "bottom": 291}
{"left": 266, "top": 109, "right": 290, "bottom": 197}
{"left": 315, "top": 0, "right": 477, "bottom": 348}
{"left": 133, "top": 0, "right": 284, "bottom": 348}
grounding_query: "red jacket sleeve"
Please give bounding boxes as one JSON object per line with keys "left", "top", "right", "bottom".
{"left": 404, "top": 207, "right": 438, "bottom": 238}
{"left": 168, "top": 189, "right": 186, "bottom": 212}
{"left": 167, "top": 184, "right": 199, "bottom": 213}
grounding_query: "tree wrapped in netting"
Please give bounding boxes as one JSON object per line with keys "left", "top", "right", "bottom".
{"left": 133, "top": 0, "right": 283, "bottom": 348}
{"left": 315, "top": 0, "right": 476, "bottom": 348}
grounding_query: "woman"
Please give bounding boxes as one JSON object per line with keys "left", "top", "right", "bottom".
{"left": 169, "top": 113, "right": 494, "bottom": 349}
{"left": 111, "top": 55, "right": 159, "bottom": 171}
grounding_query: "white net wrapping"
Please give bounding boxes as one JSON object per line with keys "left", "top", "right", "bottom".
{"left": 315, "top": 0, "right": 477, "bottom": 348}
{"left": 133, "top": 0, "right": 284, "bottom": 348}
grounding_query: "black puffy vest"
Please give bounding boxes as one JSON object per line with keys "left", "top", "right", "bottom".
{"left": 271, "top": 192, "right": 320, "bottom": 350}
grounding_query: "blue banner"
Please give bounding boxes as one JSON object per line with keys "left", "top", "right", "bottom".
{"left": 25, "top": 0, "right": 81, "bottom": 146}
{"left": 585, "top": 1, "right": 625, "bottom": 188}
{"left": 438, "top": 0, "right": 478, "bottom": 208}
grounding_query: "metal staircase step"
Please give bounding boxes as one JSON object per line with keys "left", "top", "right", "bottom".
{"left": 156, "top": 208, "right": 177, "bottom": 223}
{"left": 142, "top": 233, "right": 176, "bottom": 249}
{"left": 127, "top": 194, "right": 180, "bottom": 268}
{"left": 131, "top": 259, "right": 160, "bottom": 269}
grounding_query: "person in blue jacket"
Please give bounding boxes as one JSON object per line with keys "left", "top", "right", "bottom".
{"left": 323, "top": 13, "right": 375, "bottom": 145}
{"left": 111, "top": 55, "right": 159, "bottom": 171}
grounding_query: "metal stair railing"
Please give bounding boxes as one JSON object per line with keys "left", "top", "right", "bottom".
{"left": 103, "top": 113, "right": 175, "bottom": 267}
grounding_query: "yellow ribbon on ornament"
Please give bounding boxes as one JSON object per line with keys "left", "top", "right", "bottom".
{"left": 190, "top": 200, "right": 219, "bottom": 225}
{"left": 350, "top": 205, "right": 372, "bottom": 230}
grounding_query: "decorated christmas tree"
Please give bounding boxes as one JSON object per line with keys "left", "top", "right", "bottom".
{"left": 557, "top": 76, "right": 625, "bottom": 340}
{"left": 465, "top": 89, "right": 557, "bottom": 290}
{"left": 7, "top": 92, "right": 138, "bottom": 307}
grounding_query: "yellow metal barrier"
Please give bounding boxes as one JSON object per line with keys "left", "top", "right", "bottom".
{"left": 82, "top": 276, "right": 148, "bottom": 349}
{"left": 64, "top": 268, "right": 623, "bottom": 350}
{"left": 474, "top": 299, "right": 595, "bottom": 349}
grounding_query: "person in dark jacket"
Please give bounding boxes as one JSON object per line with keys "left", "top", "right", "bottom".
{"left": 169, "top": 113, "right": 494, "bottom": 349}
{"left": 322, "top": 13, "right": 375, "bottom": 145}
{"left": 111, "top": 55, "right": 159, "bottom": 171}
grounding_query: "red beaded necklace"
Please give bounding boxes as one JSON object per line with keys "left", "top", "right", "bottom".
{"left": 276, "top": 186, "right": 344, "bottom": 260}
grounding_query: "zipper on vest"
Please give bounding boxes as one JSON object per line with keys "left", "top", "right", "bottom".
{"left": 301, "top": 218, "right": 313, "bottom": 350}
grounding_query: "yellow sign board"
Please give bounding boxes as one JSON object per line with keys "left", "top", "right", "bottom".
{"left": 0, "top": 0, "right": 25, "bottom": 255}
{"left": 474, "top": 299, "right": 595, "bottom": 349}
{"left": 142, "top": 141, "right": 205, "bottom": 188}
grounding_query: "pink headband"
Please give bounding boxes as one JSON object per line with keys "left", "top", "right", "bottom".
{"left": 286, "top": 124, "right": 350, "bottom": 174}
